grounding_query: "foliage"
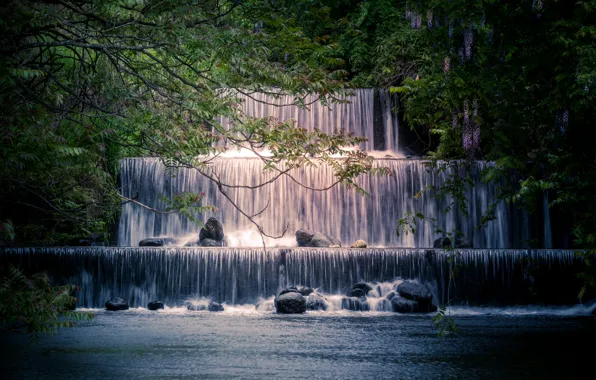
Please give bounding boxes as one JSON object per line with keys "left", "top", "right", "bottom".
{"left": 0, "top": 265, "right": 93, "bottom": 342}
{"left": 0, "top": 0, "right": 387, "bottom": 245}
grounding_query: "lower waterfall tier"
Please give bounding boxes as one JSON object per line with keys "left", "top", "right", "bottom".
{"left": 118, "top": 158, "right": 531, "bottom": 248}
{"left": 0, "top": 247, "right": 581, "bottom": 308}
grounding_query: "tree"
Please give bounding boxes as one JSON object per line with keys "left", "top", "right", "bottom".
{"left": 0, "top": 0, "right": 387, "bottom": 245}
{"left": 0, "top": 265, "right": 93, "bottom": 342}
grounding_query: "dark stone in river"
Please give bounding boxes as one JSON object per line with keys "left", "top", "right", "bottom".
{"left": 105, "top": 297, "right": 129, "bottom": 311}
{"left": 288, "top": 286, "right": 315, "bottom": 296}
{"left": 350, "top": 240, "right": 367, "bottom": 248}
{"left": 308, "top": 232, "right": 341, "bottom": 247}
{"left": 208, "top": 301, "right": 224, "bottom": 312}
{"left": 199, "top": 217, "right": 225, "bottom": 242}
{"left": 275, "top": 292, "right": 306, "bottom": 314}
{"left": 200, "top": 238, "right": 224, "bottom": 247}
{"left": 279, "top": 286, "right": 314, "bottom": 297}
{"left": 296, "top": 229, "right": 316, "bottom": 246}
{"left": 148, "top": 301, "right": 164, "bottom": 310}
{"left": 433, "top": 237, "right": 452, "bottom": 249}
{"left": 396, "top": 281, "right": 435, "bottom": 312}
{"left": 348, "top": 282, "right": 373, "bottom": 297}
{"left": 306, "top": 293, "right": 327, "bottom": 311}
{"left": 296, "top": 229, "right": 341, "bottom": 247}
{"left": 139, "top": 237, "right": 176, "bottom": 247}
{"left": 391, "top": 297, "right": 419, "bottom": 313}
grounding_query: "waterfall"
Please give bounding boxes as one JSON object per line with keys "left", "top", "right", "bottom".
{"left": 216, "top": 89, "right": 399, "bottom": 152}
{"left": 0, "top": 247, "right": 581, "bottom": 308}
{"left": 119, "top": 158, "right": 520, "bottom": 248}
{"left": 543, "top": 193, "right": 553, "bottom": 249}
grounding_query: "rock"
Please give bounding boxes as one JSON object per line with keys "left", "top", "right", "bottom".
{"left": 105, "top": 297, "right": 129, "bottom": 311}
{"left": 279, "top": 286, "right": 314, "bottom": 297}
{"left": 433, "top": 237, "right": 452, "bottom": 249}
{"left": 396, "top": 281, "right": 435, "bottom": 312}
{"left": 350, "top": 240, "right": 367, "bottom": 248}
{"left": 295, "top": 229, "right": 341, "bottom": 247}
{"left": 148, "top": 301, "right": 164, "bottom": 310}
{"left": 296, "top": 229, "right": 316, "bottom": 247}
{"left": 200, "top": 238, "right": 224, "bottom": 247}
{"left": 308, "top": 232, "right": 341, "bottom": 247}
{"left": 347, "top": 282, "right": 373, "bottom": 297}
{"left": 139, "top": 237, "right": 177, "bottom": 247}
{"left": 306, "top": 293, "right": 328, "bottom": 311}
{"left": 199, "top": 217, "right": 225, "bottom": 242}
{"left": 274, "top": 292, "right": 306, "bottom": 314}
{"left": 208, "top": 301, "right": 224, "bottom": 312}
{"left": 341, "top": 296, "right": 370, "bottom": 311}
{"left": 200, "top": 238, "right": 222, "bottom": 247}
{"left": 391, "top": 297, "right": 419, "bottom": 313}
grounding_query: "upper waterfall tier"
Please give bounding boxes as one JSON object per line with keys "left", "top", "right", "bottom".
{"left": 118, "top": 158, "right": 528, "bottom": 248}
{"left": 216, "top": 89, "right": 400, "bottom": 152}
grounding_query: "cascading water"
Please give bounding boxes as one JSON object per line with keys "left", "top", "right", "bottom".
{"left": 217, "top": 89, "right": 400, "bottom": 152}
{"left": 0, "top": 247, "right": 581, "bottom": 308}
{"left": 118, "top": 158, "right": 521, "bottom": 248}
{"left": 0, "top": 88, "right": 570, "bottom": 313}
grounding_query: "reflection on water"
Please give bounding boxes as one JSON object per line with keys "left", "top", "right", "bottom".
{"left": 1, "top": 312, "right": 594, "bottom": 380}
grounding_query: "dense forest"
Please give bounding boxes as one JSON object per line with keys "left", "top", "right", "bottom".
{"left": 1, "top": 0, "right": 595, "bottom": 259}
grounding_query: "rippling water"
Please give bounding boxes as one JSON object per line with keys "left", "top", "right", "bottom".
{"left": 2, "top": 309, "right": 594, "bottom": 380}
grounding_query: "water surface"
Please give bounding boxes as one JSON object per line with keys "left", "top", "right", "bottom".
{"left": 2, "top": 309, "right": 593, "bottom": 379}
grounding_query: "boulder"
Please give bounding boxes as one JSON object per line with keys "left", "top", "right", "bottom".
{"left": 208, "top": 301, "right": 224, "bottom": 312}
{"left": 278, "top": 286, "right": 314, "bottom": 297}
{"left": 306, "top": 293, "right": 328, "bottom": 311}
{"left": 308, "top": 232, "right": 341, "bottom": 248}
{"left": 199, "top": 217, "right": 225, "bottom": 242}
{"left": 139, "top": 237, "right": 177, "bottom": 247}
{"left": 200, "top": 238, "right": 224, "bottom": 247}
{"left": 105, "top": 297, "right": 129, "bottom": 311}
{"left": 391, "top": 297, "right": 419, "bottom": 313}
{"left": 148, "top": 301, "right": 164, "bottom": 310}
{"left": 350, "top": 240, "right": 367, "bottom": 248}
{"left": 274, "top": 292, "right": 306, "bottom": 314}
{"left": 347, "top": 282, "right": 373, "bottom": 297}
{"left": 296, "top": 229, "right": 316, "bottom": 247}
{"left": 341, "top": 296, "right": 370, "bottom": 311}
{"left": 396, "top": 281, "right": 435, "bottom": 312}
{"left": 433, "top": 237, "right": 452, "bottom": 249}
{"left": 184, "top": 240, "right": 201, "bottom": 247}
